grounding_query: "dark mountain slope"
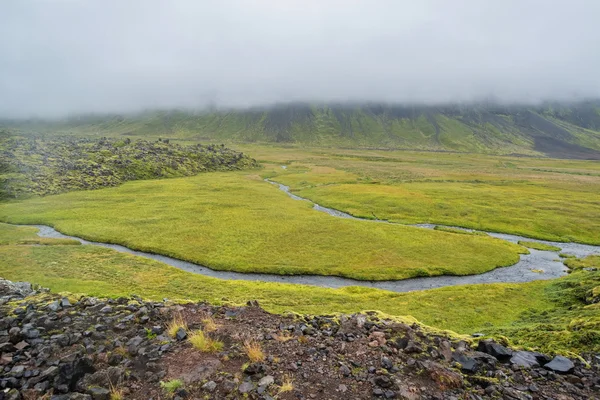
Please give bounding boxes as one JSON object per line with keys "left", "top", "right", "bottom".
{"left": 3, "top": 101, "right": 600, "bottom": 158}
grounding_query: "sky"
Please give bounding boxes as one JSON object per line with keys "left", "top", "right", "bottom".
{"left": 1, "top": 0, "right": 599, "bottom": 118}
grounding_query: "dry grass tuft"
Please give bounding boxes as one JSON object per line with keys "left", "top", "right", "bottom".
{"left": 109, "top": 381, "right": 125, "bottom": 400}
{"left": 278, "top": 374, "right": 294, "bottom": 394}
{"left": 189, "top": 329, "right": 224, "bottom": 353}
{"left": 243, "top": 340, "right": 265, "bottom": 362}
{"left": 166, "top": 313, "right": 187, "bottom": 338}
{"left": 273, "top": 331, "right": 295, "bottom": 342}
{"left": 202, "top": 315, "right": 219, "bottom": 332}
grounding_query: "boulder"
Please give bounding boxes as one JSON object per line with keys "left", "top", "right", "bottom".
{"left": 477, "top": 340, "right": 512, "bottom": 360}
{"left": 510, "top": 351, "right": 540, "bottom": 368}
{"left": 544, "top": 356, "right": 574, "bottom": 374}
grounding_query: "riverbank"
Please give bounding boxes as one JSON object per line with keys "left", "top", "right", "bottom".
{"left": 1, "top": 223, "right": 599, "bottom": 354}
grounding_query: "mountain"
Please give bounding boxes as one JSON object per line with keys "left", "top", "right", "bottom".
{"left": 3, "top": 101, "right": 600, "bottom": 158}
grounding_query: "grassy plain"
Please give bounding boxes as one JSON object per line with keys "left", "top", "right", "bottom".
{"left": 1, "top": 144, "right": 599, "bottom": 354}
{"left": 0, "top": 225, "right": 597, "bottom": 353}
{"left": 238, "top": 145, "right": 600, "bottom": 245}
{"left": 0, "top": 173, "right": 524, "bottom": 281}
{"left": 518, "top": 241, "right": 562, "bottom": 252}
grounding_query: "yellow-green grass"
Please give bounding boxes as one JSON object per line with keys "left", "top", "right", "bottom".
{"left": 0, "top": 173, "right": 524, "bottom": 281}
{"left": 229, "top": 144, "right": 600, "bottom": 245}
{"left": 564, "top": 255, "right": 600, "bottom": 271}
{"left": 517, "top": 241, "right": 562, "bottom": 252}
{"left": 433, "top": 226, "right": 488, "bottom": 236}
{"left": 252, "top": 147, "right": 600, "bottom": 245}
{"left": 0, "top": 223, "right": 80, "bottom": 246}
{"left": 290, "top": 181, "right": 600, "bottom": 245}
{"left": 0, "top": 242, "right": 598, "bottom": 353}
{"left": 188, "top": 329, "right": 223, "bottom": 353}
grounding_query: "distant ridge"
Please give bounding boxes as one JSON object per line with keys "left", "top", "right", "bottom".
{"left": 3, "top": 101, "right": 600, "bottom": 159}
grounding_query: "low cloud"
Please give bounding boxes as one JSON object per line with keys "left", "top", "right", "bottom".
{"left": 1, "top": 0, "right": 599, "bottom": 117}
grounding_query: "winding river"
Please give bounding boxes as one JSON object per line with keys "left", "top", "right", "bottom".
{"left": 20, "top": 178, "right": 600, "bottom": 293}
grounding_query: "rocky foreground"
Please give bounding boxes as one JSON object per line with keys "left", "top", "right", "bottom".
{"left": 0, "top": 279, "right": 598, "bottom": 400}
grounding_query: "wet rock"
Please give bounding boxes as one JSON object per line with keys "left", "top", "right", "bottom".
{"left": 4, "top": 389, "right": 21, "bottom": 400}
{"left": 373, "top": 375, "right": 393, "bottom": 388}
{"left": 502, "top": 387, "right": 532, "bottom": 400}
{"left": 86, "top": 387, "right": 110, "bottom": 400}
{"left": 258, "top": 375, "right": 274, "bottom": 387}
{"left": 82, "top": 367, "right": 125, "bottom": 388}
{"left": 340, "top": 364, "right": 351, "bottom": 377}
{"left": 99, "top": 306, "right": 112, "bottom": 313}
{"left": 439, "top": 340, "right": 452, "bottom": 361}
{"left": 244, "top": 362, "right": 265, "bottom": 375}
{"left": 381, "top": 356, "right": 394, "bottom": 370}
{"left": 238, "top": 381, "right": 254, "bottom": 394}
{"left": 50, "top": 394, "right": 92, "bottom": 400}
{"left": 452, "top": 353, "right": 478, "bottom": 372}
{"left": 477, "top": 339, "right": 512, "bottom": 360}
{"left": 48, "top": 300, "right": 62, "bottom": 312}
{"left": 175, "top": 327, "right": 187, "bottom": 341}
{"left": 544, "top": 356, "right": 575, "bottom": 374}
{"left": 404, "top": 341, "right": 422, "bottom": 354}
{"left": 510, "top": 351, "right": 540, "bottom": 368}
{"left": 202, "top": 381, "right": 217, "bottom": 392}
{"left": 33, "top": 365, "right": 59, "bottom": 384}
{"left": 8, "top": 327, "right": 21, "bottom": 344}
{"left": 222, "top": 380, "right": 236, "bottom": 394}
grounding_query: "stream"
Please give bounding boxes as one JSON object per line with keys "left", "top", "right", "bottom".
{"left": 20, "top": 179, "right": 600, "bottom": 293}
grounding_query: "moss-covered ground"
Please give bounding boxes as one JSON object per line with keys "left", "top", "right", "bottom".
{"left": 0, "top": 223, "right": 597, "bottom": 354}
{"left": 0, "top": 136, "right": 258, "bottom": 198}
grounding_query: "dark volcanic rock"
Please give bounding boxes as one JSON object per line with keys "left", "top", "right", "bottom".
{"left": 544, "top": 356, "right": 575, "bottom": 373}
{"left": 0, "top": 278, "right": 598, "bottom": 400}
{"left": 510, "top": 351, "right": 540, "bottom": 368}
{"left": 477, "top": 339, "right": 512, "bottom": 360}
{"left": 452, "top": 353, "right": 478, "bottom": 372}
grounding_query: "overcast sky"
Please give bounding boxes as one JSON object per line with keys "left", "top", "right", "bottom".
{"left": 1, "top": 0, "right": 599, "bottom": 118}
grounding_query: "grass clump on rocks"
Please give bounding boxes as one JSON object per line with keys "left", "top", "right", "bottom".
{"left": 188, "top": 329, "right": 223, "bottom": 353}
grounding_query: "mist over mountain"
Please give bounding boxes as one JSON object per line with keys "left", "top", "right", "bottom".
{"left": 3, "top": 100, "right": 600, "bottom": 159}
{"left": 1, "top": 1, "right": 600, "bottom": 118}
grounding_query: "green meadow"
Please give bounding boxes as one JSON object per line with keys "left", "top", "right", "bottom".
{"left": 1, "top": 143, "right": 600, "bottom": 354}
{"left": 0, "top": 223, "right": 598, "bottom": 354}
{"left": 0, "top": 172, "right": 525, "bottom": 281}
{"left": 245, "top": 145, "right": 600, "bottom": 245}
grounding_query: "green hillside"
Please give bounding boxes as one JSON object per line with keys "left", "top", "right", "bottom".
{"left": 4, "top": 101, "right": 600, "bottom": 158}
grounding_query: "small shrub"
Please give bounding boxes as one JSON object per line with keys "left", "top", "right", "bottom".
{"left": 166, "top": 314, "right": 187, "bottom": 338}
{"left": 189, "top": 329, "right": 224, "bottom": 353}
{"left": 243, "top": 340, "right": 265, "bottom": 362}
{"left": 145, "top": 328, "right": 157, "bottom": 340}
{"left": 160, "top": 379, "right": 184, "bottom": 393}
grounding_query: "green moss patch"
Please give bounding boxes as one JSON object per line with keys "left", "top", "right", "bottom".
{"left": 517, "top": 241, "right": 561, "bottom": 252}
